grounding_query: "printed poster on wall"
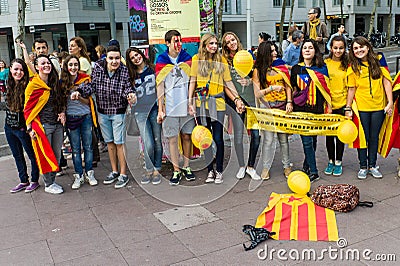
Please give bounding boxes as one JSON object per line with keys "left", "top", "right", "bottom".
{"left": 145, "top": 0, "right": 201, "bottom": 44}
{"left": 199, "top": 0, "right": 214, "bottom": 34}
{"left": 128, "top": 0, "right": 149, "bottom": 47}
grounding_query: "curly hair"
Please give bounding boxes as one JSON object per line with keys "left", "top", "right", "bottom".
{"left": 125, "top": 47, "right": 154, "bottom": 85}
{"left": 221, "top": 32, "right": 243, "bottom": 66}
{"left": 34, "top": 54, "right": 66, "bottom": 114}
{"left": 327, "top": 35, "right": 348, "bottom": 71}
{"left": 298, "top": 39, "right": 324, "bottom": 68}
{"left": 197, "top": 33, "right": 225, "bottom": 76}
{"left": 254, "top": 41, "right": 276, "bottom": 90}
{"left": 348, "top": 36, "right": 382, "bottom": 79}
{"left": 6, "top": 59, "right": 29, "bottom": 112}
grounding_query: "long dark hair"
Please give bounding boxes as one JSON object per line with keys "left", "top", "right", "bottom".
{"left": 328, "top": 35, "right": 348, "bottom": 71}
{"left": 348, "top": 36, "right": 382, "bottom": 79}
{"left": 34, "top": 54, "right": 66, "bottom": 114}
{"left": 6, "top": 59, "right": 29, "bottom": 112}
{"left": 125, "top": 47, "right": 154, "bottom": 85}
{"left": 254, "top": 41, "right": 275, "bottom": 90}
{"left": 298, "top": 39, "right": 324, "bottom": 68}
{"left": 60, "top": 55, "right": 80, "bottom": 96}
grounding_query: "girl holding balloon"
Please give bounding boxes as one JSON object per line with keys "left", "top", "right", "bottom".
{"left": 345, "top": 36, "right": 393, "bottom": 180}
{"left": 253, "top": 41, "right": 293, "bottom": 180}
{"left": 221, "top": 32, "right": 261, "bottom": 181}
{"left": 323, "top": 35, "right": 348, "bottom": 176}
{"left": 188, "top": 33, "right": 245, "bottom": 184}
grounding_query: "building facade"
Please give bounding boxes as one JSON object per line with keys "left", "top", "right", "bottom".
{"left": 0, "top": 0, "right": 129, "bottom": 64}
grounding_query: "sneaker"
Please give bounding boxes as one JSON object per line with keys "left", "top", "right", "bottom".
{"left": 357, "top": 168, "right": 368, "bottom": 179}
{"left": 309, "top": 174, "right": 320, "bottom": 183}
{"left": 302, "top": 167, "right": 311, "bottom": 176}
{"left": 169, "top": 171, "right": 182, "bottom": 186}
{"left": 103, "top": 172, "right": 119, "bottom": 184}
{"left": 205, "top": 170, "right": 215, "bottom": 183}
{"left": 236, "top": 167, "right": 246, "bottom": 179}
{"left": 85, "top": 170, "right": 98, "bottom": 186}
{"left": 10, "top": 183, "right": 29, "bottom": 193}
{"left": 246, "top": 167, "right": 261, "bottom": 180}
{"left": 72, "top": 173, "right": 84, "bottom": 189}
{"left": 141, "top": 172, "right": 152, "bottom": 184}
{"left": 56, "top": 171, "right": 64, "bottom": 177}
{"left": 25, "top": 182, "right": 40, "bottom": 193}
{"left": 369, "top": 166, "right": 383, "bottom": 179}
{"left": 324, "top": 162, "right": 335, "bottom": 175}
{"left": 182, "top": 167, "right": 196, "bottom": 181}
{"left": 152, "top": 173, "right": 162, "bottom": 185}
{"left": 333, "top": 164, "right": 343, "bottom": 176}
{"left": 214, "top": 171, "right": 223, "bottom": 184}
{"left": 283, "top": 167, "right": 292, "bottom": 178}
{"left": 45, "top": 183, "right": 64, "bottom": 194}
{"left": 114, "top": 175, "right": 129, "bottom": 188}
{"left": 261, "top": 169, "right": 270, "bottom": 180}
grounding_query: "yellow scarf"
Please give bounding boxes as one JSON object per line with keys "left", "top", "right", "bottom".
{"left": 309, "top": 19, "right": 320, "bottom": 40}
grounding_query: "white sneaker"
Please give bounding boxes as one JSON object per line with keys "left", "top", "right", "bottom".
{"left": 45, "top": 183, "right": 64, "bottom": 194}
{"left": 72, "top": 174, "right": 84, "bottom": 189}
{"left": 205, "top": 171, "right": 215, "bottom": 183}
{"left": 246, "top": 167, "right": 261, "bottom": 180}
{"left": 236, "top": 167, "right": 246, "bottom": 179}
{"left": 85, "top": 170, "right": 98, "bottom": 186}
{"left": 214, "top": 171, "right": 223, "bottom": 184}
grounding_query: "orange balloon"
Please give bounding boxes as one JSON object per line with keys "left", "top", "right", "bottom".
{"left": 337, "top": 120, "right": 358, "bottom": 144}
{"left": 233, "top": 50, "right": 254, "bottom": 78}
{"left": 287, "top": 171, "right": 310, "bottom": 195}
{"left": 192, "top": 126, "right": 212, "bottom": 149}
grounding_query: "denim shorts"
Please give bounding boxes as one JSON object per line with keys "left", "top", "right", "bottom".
{"left": 98, "top": 113, "right": 126, "bottom": 144}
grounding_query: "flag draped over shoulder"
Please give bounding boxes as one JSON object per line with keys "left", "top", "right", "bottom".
{"left": 74, "top": 73, "right": 97, "bottom": 128}
{"left": 24, "top": 74, "right": 59, "bottom": 174}
{"left": 272, "top": 58, "right": 291, "bottom": 89}
{"left": 255, "top": 192, "right": 339, "bottom": 241}
{"left": 155, "top": 50, "right": 192, "bottom": 85}
{"left": 304, "top": 64, "right": 331, "bottom": 107}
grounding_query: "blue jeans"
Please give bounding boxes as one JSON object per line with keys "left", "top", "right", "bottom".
{"left": 135, "top": 107, "right": 163, "bottom": 172}
{"left": 231, "top": 110, "right": 260, "bottom": 168}
{"left": 358, "top": 110, "right": 385, "bottom": 168}
{"left": 68, "top": 114, "right": 93, "bottom": 176}
{"left": 301, "top": 135, "right": 318, "bottom": 175}
{"left": 199, "top": 110, "right": 225, "bottom": 173}
{"left": 4, "top": 124, "right": 39, "bottom": 183}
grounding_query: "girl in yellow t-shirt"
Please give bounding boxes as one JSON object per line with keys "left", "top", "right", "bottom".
{"left": 324, "top": 35, "right": 348, "bottom": 176}
{"left": 188, "top": 33, "right": 245, "bottom": 184}
{"left": 253, "top": 41, "right": 293, "bottom": 180}
{"left": 345, "top": 36, "right": 393, "bottom": 179}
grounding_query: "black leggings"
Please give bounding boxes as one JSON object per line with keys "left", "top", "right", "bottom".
{"left": 326, "top": 108, "right": 345, "bottom": 162}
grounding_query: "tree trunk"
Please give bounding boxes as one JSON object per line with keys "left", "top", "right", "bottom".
{"left": 17, "top": 0, "right": 26, "bottom": 58}
{"left": 368, "top": 0, "right": 378, "bottom": 39}
{"left": 289, "top": 0, "right": 295, "bottom": 26}
{"left": 279, "top": 0, "right": 287, "bottom": 46}
{"left": 387, "top": 0, "right": 393, "bottom": 47}
{"left": 217, "top": 0, "right": 224, "bottom": 43}
{"left": 322, "top": 0, "right": 327, "bottom": 23}
{"left": 340, "top": 0, "right": 344, "bottom": 25}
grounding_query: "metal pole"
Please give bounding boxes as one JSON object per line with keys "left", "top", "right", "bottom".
{"left": 246, "top": 0, "right": 251, "bottom": 49}
{"left": 108, "top": 0, "right": 116, "bottom": 40}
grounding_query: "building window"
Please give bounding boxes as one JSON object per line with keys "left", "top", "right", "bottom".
{"left": 333, "top": 0, "right": 340, "bottom": 5}
{"left": 25, "top": 0, "right": 31, "bottom": 11}
{"left": 0, "top": 0, "right": 8, "bottom": 14}
{"left": 42, "top": 0, "right": 59, "bottom": 10}
{"left": 273, "top": 0, "right": 291, "bottom": 7}
{"left": 357, "top": 0, "right": 366, "bottom": 6}
{"left": 83, "top": 0, "right": 104, "bottom": 10}
{"left": 298, "top": 0, "right": 306, "bottom": 8}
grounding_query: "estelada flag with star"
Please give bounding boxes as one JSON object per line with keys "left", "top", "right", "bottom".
{"left": 155, "top": 49, "right": 192, "bottom": 86}
{"left": 255, "top": 192, "right": 339, "bottom": 241}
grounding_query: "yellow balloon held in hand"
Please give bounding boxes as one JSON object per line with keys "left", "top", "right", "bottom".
{"left": 337, "top": 120, "right": 358, "bottom": 144}
{"left": 192, "top": 125, "right": 213, "bottom": 150}
{"left": 287, "top": 171, "right": 311, "bottom": 195}
{"left": 233, "top": 50, "right": 254, "bottom": 78}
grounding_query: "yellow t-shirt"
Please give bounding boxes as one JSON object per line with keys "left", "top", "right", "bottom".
{"left": 347, "top": 62, "right": 385, "bottom": 111}
{"left": 325, "top": 58, "right": 347, "bottom": 109}
{"left": 191, "top": 54, "right": 231, "bottom": 111}
{"left": 79, "top": 57, "right": 92, "bottom": 75}
{"left": 263, "top": 71, "right": 286, "bottom": 102}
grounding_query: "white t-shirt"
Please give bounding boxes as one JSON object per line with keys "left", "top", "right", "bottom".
{"left": 164, "top": 55, "right": 190, "bottom": 117}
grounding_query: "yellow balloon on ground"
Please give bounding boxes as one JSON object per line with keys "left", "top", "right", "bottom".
{"left": 337, "top": 120, "right": 358, "bottom": 144}
{"left": 192, "top": 125, "right": 213, "bottom": 149}
{"left": 287, "top": 170, "right": 311, "bottom": 195}
{"left": 233, "top": 50, "right": 254, "bottom": 78}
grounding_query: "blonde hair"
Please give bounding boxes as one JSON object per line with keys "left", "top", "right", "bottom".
{"left": 197, "top": 33, "right": 225, "bottom": 76}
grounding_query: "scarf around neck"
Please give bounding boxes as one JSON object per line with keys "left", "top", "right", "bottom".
{"left": 309, "top": 19, "right": 321, "bottom": 40}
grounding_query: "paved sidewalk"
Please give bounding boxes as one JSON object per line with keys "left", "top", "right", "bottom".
{"left": 0, "top": 135, "right": 399, "bottom": 265}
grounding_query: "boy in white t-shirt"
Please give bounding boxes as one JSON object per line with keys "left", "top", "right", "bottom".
{"left": 156, "top": 30, "right": 196, "bottom": 185}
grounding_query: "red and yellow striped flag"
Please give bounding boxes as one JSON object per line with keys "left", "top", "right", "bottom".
{"left": 255, "top": 192, "right": 339, "bottom": 241}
